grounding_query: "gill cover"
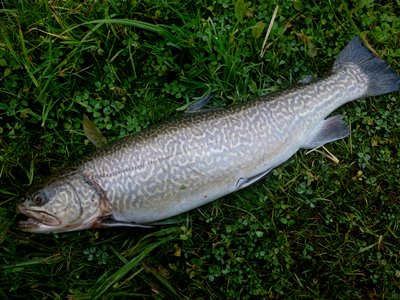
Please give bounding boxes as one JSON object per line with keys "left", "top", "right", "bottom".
{"left": 17, "top": 172, "right": 110, "bottom": 233}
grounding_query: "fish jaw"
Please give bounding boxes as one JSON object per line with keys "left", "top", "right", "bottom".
{"left": 17, "top": 206, "right": 62, "bottom": 233}
{"left": 17, "top": 204, "right": 109, "bottom": 233}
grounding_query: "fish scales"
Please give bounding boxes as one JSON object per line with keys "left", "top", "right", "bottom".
{"left": 17, "top": 37, "right": 400, "bottom": 233}
{"left": 82, "top": 66, "right": 365, "bottom": 223}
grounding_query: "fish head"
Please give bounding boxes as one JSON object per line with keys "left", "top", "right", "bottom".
{"left": 17, "top": 173, "right": 110, "bottom": 233}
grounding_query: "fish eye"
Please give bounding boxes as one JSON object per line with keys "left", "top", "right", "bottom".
{"left": 31, "top": 192, "right": 48, "bottom": 206}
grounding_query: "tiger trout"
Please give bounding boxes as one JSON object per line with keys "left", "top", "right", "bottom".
{"left": 17, "top": 37, "right": 400, "bottom": 233}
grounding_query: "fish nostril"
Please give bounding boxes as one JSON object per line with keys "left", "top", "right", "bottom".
{"left": 21, "top": 192, "right": 48, "bottom": 206}
{"left": 18, "top": 196, "right": 28, "bottom": 204}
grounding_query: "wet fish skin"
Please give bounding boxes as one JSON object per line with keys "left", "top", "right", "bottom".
{"left": 17, "top": 37, "right": 400, "bottom": 233}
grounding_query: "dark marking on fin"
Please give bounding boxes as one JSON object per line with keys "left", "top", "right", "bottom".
{"left": 235, "top": 168, "right": 273, "bottom": 190}
{"left": 302, "top": 115, "right": 350, "bottom": 149}
{"left": 333, "top": 37, "right": 400, "bottom": 97}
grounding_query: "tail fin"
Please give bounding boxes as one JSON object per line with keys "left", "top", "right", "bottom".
{"left": 333, "top": 37, "right": 400, "bottom": 97}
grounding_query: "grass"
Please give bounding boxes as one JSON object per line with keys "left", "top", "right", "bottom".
{"left": 1, "top": 0, "right": 400, "bottom": 298}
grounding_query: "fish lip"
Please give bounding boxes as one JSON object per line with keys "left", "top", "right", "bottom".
{"left": 16, "top": 206, "right": 62, "bottom": 229}
{"left": 16, "top": 205, "right": 104, "bottom": 233}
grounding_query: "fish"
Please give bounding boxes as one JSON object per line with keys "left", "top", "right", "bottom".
{"left": 17, "top": 37, "right": 400, "bottom": 233}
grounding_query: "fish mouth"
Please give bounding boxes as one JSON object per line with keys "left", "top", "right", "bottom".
{"left": 16, "top": 206, "right": 61, "bottom": 231}
{"left": 16, "top": 205, "right": 103, "bottom": 233}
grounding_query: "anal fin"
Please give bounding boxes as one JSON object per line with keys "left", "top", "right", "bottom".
{"left": 302, "top": 115, "right": 350, "bottom": 149}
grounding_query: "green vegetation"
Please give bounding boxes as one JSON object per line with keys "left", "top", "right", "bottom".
{"left": 1, "top": 0, "right": 400, "bottom": 298}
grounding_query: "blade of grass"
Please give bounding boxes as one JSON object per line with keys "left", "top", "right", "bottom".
{"left": 18, "top": 27, "right": 39, "bottom": 88}
{"left": 62, "top": 19, "right": 181, "bottom": 48}
{"left": 1, "top": 254, "right": 63, "bottom": 269}
{"left": 91, "top": 227, "right": 177, "bottom": 299}
{"left": 91, "top": 239, "right": 165, "bottom": 299}
{"left": 260, "top": 5, "right": 279, "bottom": 58}
{"left": 143, "top": 263, "right": 185, "bottom": 299}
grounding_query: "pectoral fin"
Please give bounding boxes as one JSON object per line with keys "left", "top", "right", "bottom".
{"left": 235, "top": 168, "right": 272, "bottom": 190}
{"left": 100, "top": 220, "right": 153, "bottom": 228}
{"left": 302, "top": 115, "right": 350, "bottom": 149}
{"left": 95, "top": 215, "right": 153, "bottom": 229}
